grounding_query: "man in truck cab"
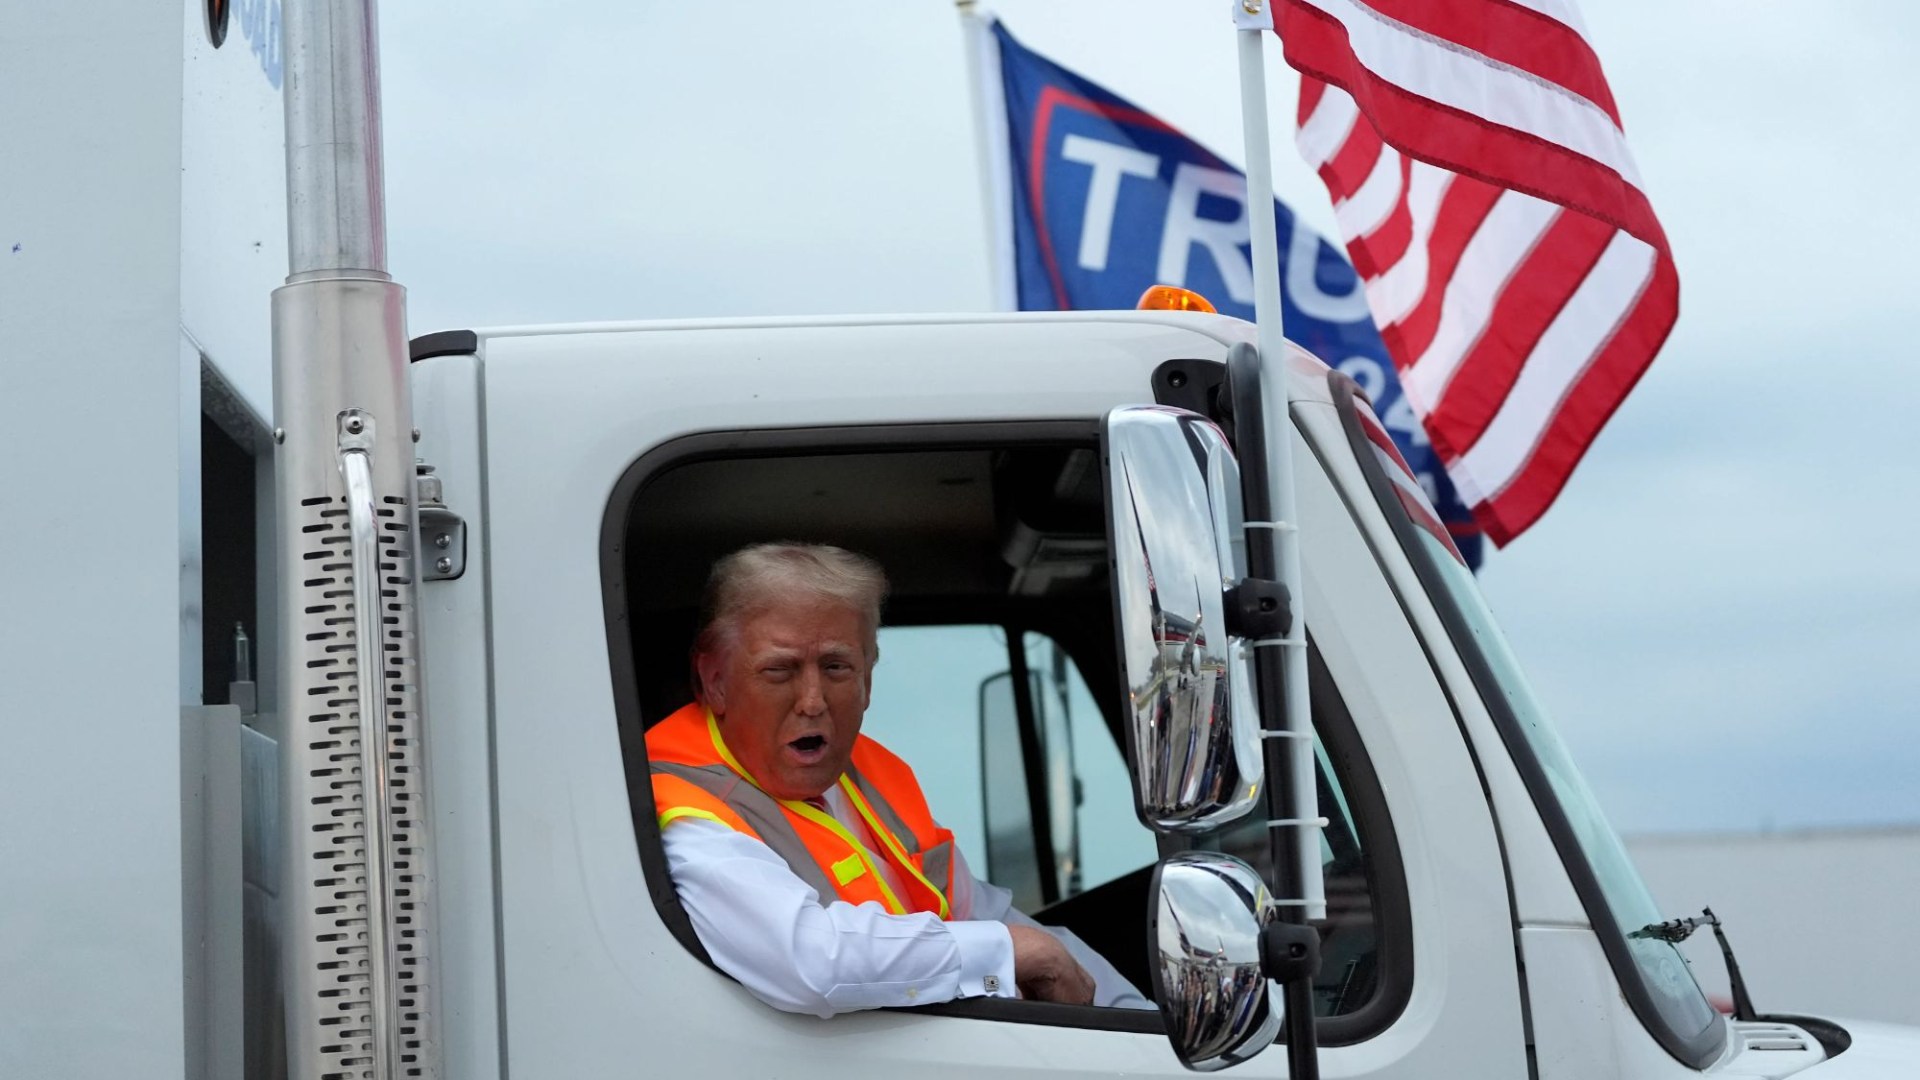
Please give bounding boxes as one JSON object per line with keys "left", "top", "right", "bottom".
{"left": 647, "top": 542, "right": 1148, "bottom": 1016}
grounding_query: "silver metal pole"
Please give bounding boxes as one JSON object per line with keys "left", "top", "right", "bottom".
{"left": 274, "top": 3, "right": 439, "bottom": 1078}
{"left": 283, "top": 0, "right": 389, "bottom": 277}
{"left": 340, "top": 412, "right": 401, "bottom": 1077}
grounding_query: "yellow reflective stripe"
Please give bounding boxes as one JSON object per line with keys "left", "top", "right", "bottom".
{"left": 706, "top": 707, "right": 758, "bottom": 783}
{"left": 704, "top": 709, "right": 907, "bottom": 915}
{"left": 658, "top": 806, "right": 731, "bottom": 830}
{"left": 840, "top": 775, "right": 950, "bottom": 919}
{"left": 779, "top": 797, "right": 907, "bottom": 914}
{"left": 830, "top": 853, "right": 866, "bottom": 886}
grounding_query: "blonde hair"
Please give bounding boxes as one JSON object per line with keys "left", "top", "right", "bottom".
{"left": 692, "top": 543, "right": 888, "bottom": 690}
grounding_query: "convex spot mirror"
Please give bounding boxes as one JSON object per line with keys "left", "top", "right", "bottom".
{"left": 1150, "top": 852, "right": 1283, "bottom": 1071}
{"left": 1102, "top": 405, "right": 1260, "bottom": 833}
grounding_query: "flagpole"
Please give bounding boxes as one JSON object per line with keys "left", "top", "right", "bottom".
{"left": 955, "top": 1, "right": 1016, "bottom": 311}
{"left": 1234, "top": 5, "right": 1324, "bottom": 1077}
{"left": 1234, "top": 0, "right": 1322, "bottom": 924}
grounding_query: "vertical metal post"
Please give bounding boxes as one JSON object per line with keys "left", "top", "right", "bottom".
{"left": 274, "top": 3, "right": 439, "bottom": 1078}
{"left": 283, "top": 0, "right": 389, "bottom": 278}
{"left": 956, "top": 2, "right": 1018, "bottom": 311}
{"left": 1233, "top": 0, "right": 1323, "bottom": 926}
{"left": 1233, "top": 3, "right": 1323, "bottom": 1077}
{"left": 340, "top": 414, "right": 401, "bottom": 1076}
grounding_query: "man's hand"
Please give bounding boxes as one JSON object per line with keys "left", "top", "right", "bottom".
{"left": 1008, "top": 925, "right": 1095, "bottom": 1005}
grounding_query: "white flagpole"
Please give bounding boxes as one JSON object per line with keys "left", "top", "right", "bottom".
{"left": 956, "top": 2, "right": 1017, "bottom": 311}
{"left": 1234, "top": 8, "right": 1325, "bottom": 1079}
{"left": 1232, "top": 1, "right": 1326, "bottom": 925}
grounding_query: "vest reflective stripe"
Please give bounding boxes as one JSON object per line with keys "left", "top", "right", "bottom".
{"left": 652, "top": 762, "right": 841, "bottom": 902}
{"left": 846, "top": 767, "right": 920, "bottom": 853}
{"left": 659, "top": 806, "right": 731, "bottom": 830}
{"left": 696, "top": 710, "right": 913, "bottom": 914}
{"left": 773, "top": 789, "right": 910, "bottom": 914}
{"left": 845, "top": 734, "right": 959, "bottom": 909}
{"left": 842, "top": 764, "right": 960, "bottom": 904}
{"left": 830, "top": 853, "right": 867, "bottom": 886}
{"left": 839, "top": 776, "right": 950, "bottom": 919}
{"left": 652, "top": 772, "right": 754, "bottom": 837}
{"left": 646, "top": 702, "right": 954, "bottom": 918}
{"left": 654, "top": 760, "right": 803, "bottom": 852}
{"left": 920, "top": 841, "right": 954, "bottom": 898}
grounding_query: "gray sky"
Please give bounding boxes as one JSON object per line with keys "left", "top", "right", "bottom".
{"left": 379, "top": 1, "right": 1920, "bottom": 835}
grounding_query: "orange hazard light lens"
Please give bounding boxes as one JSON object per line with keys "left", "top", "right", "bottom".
{"left": 1136, "top": 285, "right": 1217, "bottom": 314}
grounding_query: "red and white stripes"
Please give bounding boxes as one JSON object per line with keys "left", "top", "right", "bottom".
{"left": 1279, "top": 0, "right": 1678, "bottom": 545}
{"left": 1355, "top": 398, "right": 1468, "bottom": 566}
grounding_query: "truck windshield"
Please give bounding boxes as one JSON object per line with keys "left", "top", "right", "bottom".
{"left": 1333, "top": 381, "right": 1724, "bottom": 1066}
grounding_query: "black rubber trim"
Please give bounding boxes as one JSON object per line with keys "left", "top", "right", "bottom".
{"left": 409, "top": 329, "right": 479, "bottom": 363}
{"left": 1006, "top": 631, "right": 1061, "bottom": 906}
{"left": 1150, "top": 358, "right": 1228, "bottom": 416}
{"left": 915, "top": 997, "right": 1166, "bottom": 1033}
{"left": 1330, "top": 378, "right": 1728, "bottom": 1069}
{"left": 1763, "top": 1014, "right": 1851, "bottom": 1060}
{"left": 599, "top": 421, "right": 1102, "bottom": 985}
{"left": 1218, "top": 346, "right": 1319, "bottom": 1078}
{"left": 1300, "top": 645, "right": 1414, "bottom": 1047}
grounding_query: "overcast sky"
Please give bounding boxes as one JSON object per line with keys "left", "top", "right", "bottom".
{"left": 377, "top": 1, "right": 1919, "bottom": 836}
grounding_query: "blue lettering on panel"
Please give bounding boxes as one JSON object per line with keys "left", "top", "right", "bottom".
{"left": 238, "top": 0, "right": 284, "bottom": 90}
{"left": 992, "top": 20, "right": 1485, "bottom": 566}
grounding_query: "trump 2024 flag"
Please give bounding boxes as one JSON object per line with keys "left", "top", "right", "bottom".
{"left": 971, "top": 18, "right": 1484, "bottom": 567}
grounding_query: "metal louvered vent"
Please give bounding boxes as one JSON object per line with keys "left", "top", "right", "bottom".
{"left": 274, "top": 1, "right": 441, "bottom": 1071}
{"left": 1737, "top": 1022, "right": 1812, "bottom": 1053}
{"left": 283, "top": 480, "right": 434, "bottom": 1079}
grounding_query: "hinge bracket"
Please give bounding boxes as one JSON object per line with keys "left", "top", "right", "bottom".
{"left": 1224, "top": 577, "right": 1292, "bottom": 639}
{"left": 417, "top": 461, "right": 467, "bottom": 580}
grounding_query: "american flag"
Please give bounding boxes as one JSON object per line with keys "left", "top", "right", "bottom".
{"left": 1276, "top": 0, "right": 1678, "bottom": 546}
{"left": 1354, "top": 393, "right": 1469, "bottom": 567}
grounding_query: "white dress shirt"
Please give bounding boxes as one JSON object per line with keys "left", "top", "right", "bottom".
{"left": 661, "top": 783, "right": 1152, "bottom": 1018}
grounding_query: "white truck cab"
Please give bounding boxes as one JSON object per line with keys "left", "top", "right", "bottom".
{"left": 357, "top": 311, "right": 1848, "bottom": 1079}
{"left": 6, "top": 3, "right": 1914, "bottom": 1079}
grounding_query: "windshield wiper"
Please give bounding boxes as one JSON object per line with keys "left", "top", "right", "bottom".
{"left": 1631, "top": 907, "right": 1757, "bottom": 1022}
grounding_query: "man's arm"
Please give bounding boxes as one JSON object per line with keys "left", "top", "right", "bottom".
{"left": 948, "top": 846, "right": 1156, "bottom": 1011}
{"left": 662, "top": 818, "right": 1018, "bottom": 1017}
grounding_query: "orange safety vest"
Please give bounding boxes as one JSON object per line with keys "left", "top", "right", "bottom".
{"left": 648, "top": 702, "right": 957, "bottom": 918}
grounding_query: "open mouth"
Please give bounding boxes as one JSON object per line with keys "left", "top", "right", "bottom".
{"left": 787, "top": 734, "right": 828, "bottom": 763}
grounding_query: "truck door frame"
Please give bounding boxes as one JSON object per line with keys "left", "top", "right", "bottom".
{"left": 597, "top": 420, "right": 1420, "bottom": 1045}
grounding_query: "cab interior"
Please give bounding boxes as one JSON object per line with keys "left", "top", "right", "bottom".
{"left": 622, "top": 436, "right": 1120, "bottom": 723}
{"left": 605, "top": 424, "right": 1394, "bottom": 1032}
{"left": 608, "top": 426, "right": 1167, "bottom": 1001}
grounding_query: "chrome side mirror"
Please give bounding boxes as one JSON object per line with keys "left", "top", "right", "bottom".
{"left": 1150, "top": 853, "right": 1283, "bottom": 1071}
{"left": 1102, "top": 405, "right": 1260, "bottom": 833}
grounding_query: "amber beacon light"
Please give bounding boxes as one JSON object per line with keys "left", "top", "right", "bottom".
{"left": 1137, "top": 285, "right": 1217, "bottom": 313}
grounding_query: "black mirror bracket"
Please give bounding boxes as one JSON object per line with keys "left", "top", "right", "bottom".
{"left": 1224, "top": 578, "right": 1292, "bottom": 640}
{"left": 1260, "top": 921, "right": 1322, "bottom": 985}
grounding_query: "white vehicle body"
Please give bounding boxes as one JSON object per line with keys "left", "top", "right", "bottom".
{"left": 398, "top": 313, "right": 1838, "bottom": 1080}
{"left": 2, "top": 4, "right": 1913, "bottom": 1080}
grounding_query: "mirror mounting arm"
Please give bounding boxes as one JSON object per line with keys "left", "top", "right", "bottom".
{"left": 1259, "top": 921, "right": 1322, "bottom": 986}
{"left": 1224, "top": 578, "right": 1292, "bottom": 640}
